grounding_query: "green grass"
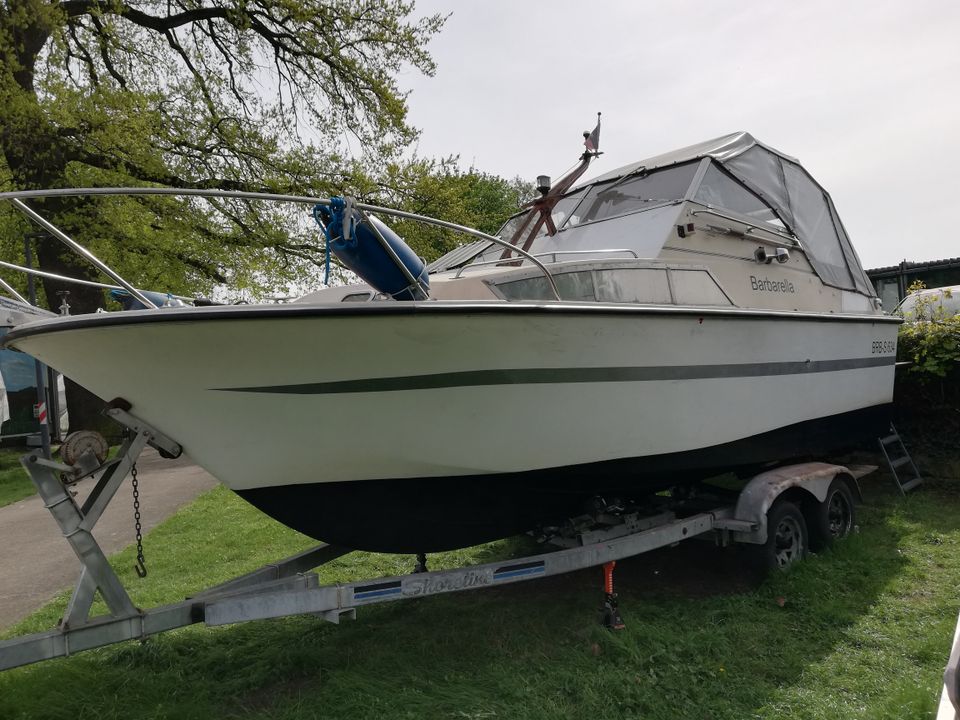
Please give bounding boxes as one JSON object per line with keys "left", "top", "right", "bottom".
{"left": 2, "top": 477, "right": 960, "bottom": 719}
{"left": 0, "top": 445, "right": 123, "bottom": 509}
{"left": 0, "top": 448, "right": 34, "bottom": 508}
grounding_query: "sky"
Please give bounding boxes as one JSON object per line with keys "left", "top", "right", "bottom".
{"left": 398, "top": 0, "right": 960, "bottom": 270}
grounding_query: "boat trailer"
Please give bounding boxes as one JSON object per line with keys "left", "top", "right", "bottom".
{"left": 0, "top": 408, "right": 874, "bottom": 672}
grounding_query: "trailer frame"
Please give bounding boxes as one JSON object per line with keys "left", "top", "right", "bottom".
{"left": 0, "top": 408, "right": 874, "bottom": 672}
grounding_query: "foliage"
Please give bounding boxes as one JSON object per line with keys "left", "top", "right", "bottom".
{"left": 0, "top": 1, "right": 532, "bottom": 301}
{"left": 370, "top": 158, "right": 533, "bottom": 262}
{"left": 0, "top": 0, "right": 447, "bottom": 304}
{"left": 0, "top": 448, "right": 34, "bottom": 508}
{"left": 897, "top": 281, "right": 960, "bottom": 378}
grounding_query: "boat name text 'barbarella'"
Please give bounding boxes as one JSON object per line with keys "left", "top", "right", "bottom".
{"left": 750, "top": 275, "right": 795, "bottom": 294}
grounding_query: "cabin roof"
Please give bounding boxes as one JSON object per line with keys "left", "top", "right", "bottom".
{"left": 588, "top": 132, "right": 800, "bottom": 185}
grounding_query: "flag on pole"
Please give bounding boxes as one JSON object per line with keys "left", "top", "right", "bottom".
{"left": 584, "top": 112, "right": 601, "bottom": 152}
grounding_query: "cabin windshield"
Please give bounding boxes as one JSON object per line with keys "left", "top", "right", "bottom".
{"left": 474, "top": 163, "right": 698, "bottom": 265}
{"left": 564, "top": 162, "right": 698, "bottom": 228}
{"left": 493, "top": 188, "right": 588, "bottom": 246}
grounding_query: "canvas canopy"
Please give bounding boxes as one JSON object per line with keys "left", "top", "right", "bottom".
{"left": 592, "top": 132, "right": 874, "bottom": 296}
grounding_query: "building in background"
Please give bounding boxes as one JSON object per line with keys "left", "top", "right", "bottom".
{"left": 867, "top": 258, "right": 960, "bottom": 311}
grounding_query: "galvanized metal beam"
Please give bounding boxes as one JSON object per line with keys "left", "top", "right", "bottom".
{"left": 203, "top": 513, "right": 715, "bottom": 626}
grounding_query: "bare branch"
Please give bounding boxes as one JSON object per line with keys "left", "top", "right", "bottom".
{"left": 66, "top": 20, "right": 100, "bottom": 85}
{"left": 162, "top": 27, "right": 216, "bottom": 114}
{"left": 61, "top": 1, "right": 232, "bottom": 32}
{"left": 85, "top": 14, "right": 127, "bottom": 87}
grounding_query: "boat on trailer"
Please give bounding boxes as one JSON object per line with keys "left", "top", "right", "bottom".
{"left": 0, "top": 130, "right": 898, "bottom": 553}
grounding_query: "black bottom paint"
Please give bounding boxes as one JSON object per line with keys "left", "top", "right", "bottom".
{"left": 237, "top": 404, "right": 892, "bottom": 553}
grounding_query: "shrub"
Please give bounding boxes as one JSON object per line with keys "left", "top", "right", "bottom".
{"left": 897, "top": 281, "right": 960, "bottom": 378}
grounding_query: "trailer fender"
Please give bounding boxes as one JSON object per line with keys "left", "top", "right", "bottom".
{"left": 730, "top": 462, "right": 859, "bottom": 545}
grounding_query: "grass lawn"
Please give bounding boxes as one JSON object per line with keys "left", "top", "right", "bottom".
{"left": 0, "top": 445, "right": 123, "bottom": 509}
{"left": 0, "top": 448, "right": 35, "bottom": 508}
{"left": 1, "top": 470, "right": 959, "bottom": 719}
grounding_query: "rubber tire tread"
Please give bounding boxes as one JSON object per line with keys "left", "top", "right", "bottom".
{"left": 809, "top": 478, "right": 856, "bottom": 552}
{"left": 748, "top": 500, "right": 808, "bottom": 576}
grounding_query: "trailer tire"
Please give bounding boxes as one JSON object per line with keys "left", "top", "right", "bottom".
{"left": 750, "top": 500, "right": 808, "bottom": 574}
{"left": 809, "top": 478, "right": 856, "bottom": 552}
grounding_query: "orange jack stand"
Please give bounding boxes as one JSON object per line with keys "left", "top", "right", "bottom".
{"left": 600, "top": 561, "right": 625, "bottom": 630}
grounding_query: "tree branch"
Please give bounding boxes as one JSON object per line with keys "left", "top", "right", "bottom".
{"left": 68, "top": 143, "right": 273, "bottom": 193}
{"left": 66, "top": 21, "right": 100, "bottom": 85}
{"left": 87, "top": 14, "right": 128, "bottom": 87}
{"left": 60, "top": 1, "right": 231, "bottom": 32}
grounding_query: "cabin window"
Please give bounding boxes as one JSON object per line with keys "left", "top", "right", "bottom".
{"left": 564, "top": 163, "right": 698, "bottom": 228}
{"left": 595, "top": 268, "right": 672, "bottom": 303}
{"left": 669, "top": 269, "right": 730, "bottom": 305}
{"left": 495, "top": 271, "right": 596, "bottom": 302}
{"left": 341, "top": 292, "right": 373, "bottom": 302}
{"left": 490, "top": 266, "right": 731, "bottom": 307}
{"left": 694, "top": 164, "right": 785, "bottom": 228}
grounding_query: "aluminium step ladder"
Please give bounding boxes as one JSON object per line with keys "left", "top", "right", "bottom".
{"left": 878, "top": 424, "right": 923, "bottom": 495}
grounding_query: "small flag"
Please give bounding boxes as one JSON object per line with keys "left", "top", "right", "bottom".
{"left": 584, "top": 112, "right": 601, "bottom": 152}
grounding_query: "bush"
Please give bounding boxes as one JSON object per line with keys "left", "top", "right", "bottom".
{"left": 893, "top": 282, "right": 960, "bottom": 467}
{"left": 898, "top": 318, "right": 960, "bottom": 378}
{"left": 896, "top": 281, "right": 960, "bottom": 378}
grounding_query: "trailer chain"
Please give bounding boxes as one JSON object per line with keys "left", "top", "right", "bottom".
{"left": 132, "top": 462, "right": 147, "bottom": 578}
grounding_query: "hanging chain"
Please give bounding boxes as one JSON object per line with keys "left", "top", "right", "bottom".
{"left": 132, "top": 462, "right": 147, "bottom": 578}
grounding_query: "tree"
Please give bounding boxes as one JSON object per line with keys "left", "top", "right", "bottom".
{"left": 0, "top": 0, "right": 444, "bottom": 432}
{"left": 362, "top": 157, "right": 533, "bottom": 263}
{"left": 0, "top": 1, "right": 445, "bottom": 291}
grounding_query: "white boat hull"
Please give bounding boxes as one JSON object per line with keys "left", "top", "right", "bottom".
{"left": 6, "top": 302, "right": 898, "bottom": 551}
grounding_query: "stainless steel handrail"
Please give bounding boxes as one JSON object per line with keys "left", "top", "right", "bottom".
{"left": 0, "top": 276, "right": 27, "bottom": 304}
{"left": 12, "top": 198, "right": 158, "bottom": 308}
{"left": 541, "top": 248, "right": 640, "bottom": 261}
{"left": 0, "top": 187, "right": 562, "bottom": 301}
{"left": 0, "top": 260, "right": 126, "bottom": 292}
{"left": 689, "top": 207, "right": 800, "bottom": 246}
{"left": 0, "top": 260, "right": 194, "bottom": 300}
{"left": 453, "top": 248, "right": 642, "bottom": 279}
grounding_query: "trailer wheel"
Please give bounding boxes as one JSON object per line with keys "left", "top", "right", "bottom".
{"left": 809, "top": 478, "right": 855, "bottom": 552}
{"left": 750, "top": 500, "right": 808, "bottom": 573}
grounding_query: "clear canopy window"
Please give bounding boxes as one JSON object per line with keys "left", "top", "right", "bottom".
{"left": 694, "top": 164, "right": 785, "bottom": 229}
{"left": 719, "top": 140, "right": 873, "bottom": 295}
{"left": 564, "top": 162, "right": 698, "bottom": 229}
